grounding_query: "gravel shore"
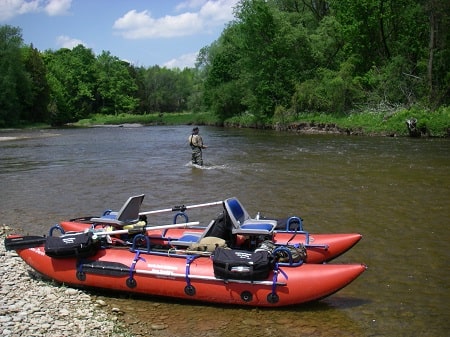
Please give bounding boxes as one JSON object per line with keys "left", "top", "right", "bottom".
{"left": 0, "top": 226, "right": 129, "bottom": 337}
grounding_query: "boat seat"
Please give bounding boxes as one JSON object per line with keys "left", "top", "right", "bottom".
{"left": 170, "top": 219, "right": 216, "bottom": 247}
{"left": 170, "top": 232, "right": 203, "bottom": 246}
{"left": 90, "top": 194, "right": 145, "bottom": 227}
{"left": 223, "top": 197, "right": 276, "bottom": 236}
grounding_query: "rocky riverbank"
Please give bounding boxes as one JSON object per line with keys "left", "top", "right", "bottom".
{"left": 0, "top": 226, "right": 129, "bottom": 337}
{"left": 0, "top": 226, "right": 204, "bottom": 337}
{"left": 1, "top": 225, "right": 351, "bottom": 337}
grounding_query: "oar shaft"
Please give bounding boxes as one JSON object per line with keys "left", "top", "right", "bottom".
{"left": 139, "top": 201, "right": 223, "bottom": 216}
{"left": 76, "top": 221, "right": 201, "bottom": 237}
{"left": 145, "top": 222, "right": 200, "bottom": 230}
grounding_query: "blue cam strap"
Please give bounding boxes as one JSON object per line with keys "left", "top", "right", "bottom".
{"left": 129, "top": 250, "right": 146, "bottom": 280}
{"left": 271, "top": 262, "right": 288, "bottom": 295}
{"left": 185, "top": 255, "right": 199, "bottom": 288}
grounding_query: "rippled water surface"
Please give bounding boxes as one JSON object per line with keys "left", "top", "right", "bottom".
{"left": 1, "top": 126, "right": 448, "bottom": 337}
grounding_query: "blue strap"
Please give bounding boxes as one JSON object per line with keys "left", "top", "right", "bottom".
{"left": 130, "top": 234, "right": 151, "bottom": 252}
{"left": 185, "top": 255, "right": 198, "bottom": 287}
{"left": 173, "top": 212, "right": 188, "bottom": 224}
{"left": 129, "top": 251, "right": 146, "bottom": 280}
{"left": 271, "top": 262, "right": 288, "bottom": 295}
{"left": 278, "top": 265, "right": 288, "bottom": 280}
{"left": 76, "top": 260, "right": 83, "bottom": 273}
{"left": 48, "top": 224, "right": 65, "bottom": 236}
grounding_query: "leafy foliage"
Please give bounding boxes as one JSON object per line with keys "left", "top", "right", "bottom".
{"left": 96, "top": 51, "right": 138, "bottom": 115}
{"left": 23, "top": 45, "right": 50, "bottom": 123}
{"left": 0, "top": 26, "right": 32, "bottom": 126}
{"left": 200, "top": 0, "right": 450, "bottom": 123}
{"left": 0, "top": 0, "right": 449, "bottom": 135}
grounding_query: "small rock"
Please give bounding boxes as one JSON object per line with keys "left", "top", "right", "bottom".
{"left": 64, "top": 288, "right": 79, "bottom": 295}
{"left": 151, "top": 323, "right": 167, "bottom": 330}
{"left": 95, "top": 299, "right": 107, "bottom": 307}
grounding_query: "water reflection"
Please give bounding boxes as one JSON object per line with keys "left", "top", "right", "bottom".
{"left": 93, "top": 291, "right": 367, "bottom": 337}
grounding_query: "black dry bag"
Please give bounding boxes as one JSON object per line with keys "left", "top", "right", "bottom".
{"left": 45, "top": 231, "right": 99, "bottom": 259}
{"left": 213, "top": 247, "right": 272, "bottom": 281}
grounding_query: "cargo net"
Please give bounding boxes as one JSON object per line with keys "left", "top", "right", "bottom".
{"left": 255, "top": 240, "right": 307, "bottom": 265}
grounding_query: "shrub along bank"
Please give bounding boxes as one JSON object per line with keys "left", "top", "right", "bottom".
{"left": 74, "top": 107, "right": 449, "bottom": 138}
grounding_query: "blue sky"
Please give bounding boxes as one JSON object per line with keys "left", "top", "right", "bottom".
{"left": 0, "top": 0, "right": 240, "bottom": 68}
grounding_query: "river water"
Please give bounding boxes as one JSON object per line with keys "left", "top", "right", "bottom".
{"left": 1, "top": 125, "right": 448, "bottom": 337}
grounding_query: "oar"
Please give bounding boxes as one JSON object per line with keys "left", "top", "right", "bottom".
{"left": 145, "top": 221, "right": 200, "bottom": 230}
{"left": 67, "top": 221, "right": 201, "bottom": 237}
{"left": 139, "top": 201, "right": 223, "bottom": 216}
{"left": 4, "top": 222, "right": 201, "bottom": 251}
{"left": 4, "top": 235, "right": 47, "bottom": 250}
{"left": 79, "top": 262, "right": 287, "bottom": 286}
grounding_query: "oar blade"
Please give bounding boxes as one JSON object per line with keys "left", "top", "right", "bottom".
{"left": 4, "top": 235, "right": 47, "bottom": 251}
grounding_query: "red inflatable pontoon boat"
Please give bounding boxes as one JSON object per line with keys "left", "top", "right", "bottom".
{"left": 5, "top": 235, "right": 366, "bottom": 307}
{"left": 58, "top": 196, "right": 363, "bottom": 264}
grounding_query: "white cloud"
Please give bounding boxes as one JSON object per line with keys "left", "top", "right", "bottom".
{"left": 45, "top": 0, "right": 71, "bottom": 16}
{"left": 0, "top": 0, "right": 71, "bottom": 21}
{"left": 0, "top": 0, "right": 35, "bottom": 21}
{"left": 164, "top": 51, "right": 199, "bottom": 69}
{"left": 113, "top": 9, "right": 201, "bottom": 39}
{"left": 175, "top": 0, "right": 208, "bottom": 11}
{"left": 56, "top": 35, "right": 86, "bottom": 49}
{"left": 17, "top": 0, "right": 40, "bottom": 14}
{"left": 113, "top": 0, "right": 239, "bottom": 39}
{"left": 200, "top": 0, "right": 236, "bottom": 25}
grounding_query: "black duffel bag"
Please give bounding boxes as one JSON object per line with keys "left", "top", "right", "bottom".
{"left": 45, "top": 231, "right": 100, "bottom": 259}
{"left": 213, "top": 247, "right": 273, "bottom": 281}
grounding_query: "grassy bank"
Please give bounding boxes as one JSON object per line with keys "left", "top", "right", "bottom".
{"left": 74, "top": 107, "right": 449, "bottom": 137}
{"left": 75, "top": 112, "right": 219, "bottom": 127}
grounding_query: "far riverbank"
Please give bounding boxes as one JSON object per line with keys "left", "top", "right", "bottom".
{"left": 72, "top": 108, "right": 450, "bottom": 138}
{"left": 2, "top": 107, "right": 449, "bottom": 138}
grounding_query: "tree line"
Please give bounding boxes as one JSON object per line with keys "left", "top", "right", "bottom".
{"left": 199, "top": 0, "right": 450, "bottom": 123}
{"left": 0, "top": 25, "right": 199, "bottom": 127}
{"left": 1, "top": 0, "right": 449, "bottom": 128}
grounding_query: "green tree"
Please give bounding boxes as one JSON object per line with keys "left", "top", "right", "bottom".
{"left": 292, "top": 57, "right": 364, "bottom": 113}
{"left": 136, "top": 65, "right": 194, "bottom": 113}
{"left": 96, "top": 51, "right": 138, "bottom": 115}
{"left": 43, "top": 45, "right": 98, "bottom": 125}
{"left": 426, "top": 0, "right": 450, "bottom": 106}
{"left": 330, "top": 0, "right": 388, "bottom": 72}
{"left": 201, "top": 0, "right": 314, "bottom": 120}
{"left": 23, "top": 44, "right": 50, "bottom": 123}
{"left": 200, "top": 32, "right": 245, "bottom": 120}
{"left": 0, "top": 25, "right": 32, "bottom": 126}
{"left": 319, "top": 0, "right": 450, "bottom": 109}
